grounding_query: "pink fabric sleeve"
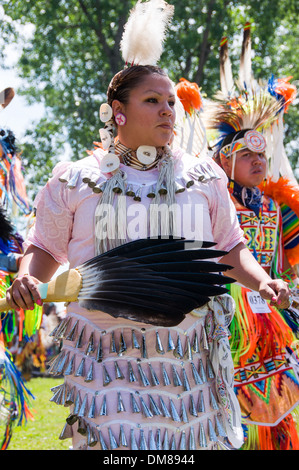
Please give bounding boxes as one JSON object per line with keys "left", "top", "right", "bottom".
{"left": 24, "top": 162, "right": 75, "bottom": 265}
{"left": 208, "top": 159, "right": 246, "bottom": 253}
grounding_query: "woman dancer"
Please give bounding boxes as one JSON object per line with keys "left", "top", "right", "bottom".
{"left": 5, "top": 1, "right": 290, "bottom": 451}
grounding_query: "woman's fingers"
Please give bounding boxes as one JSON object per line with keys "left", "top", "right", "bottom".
{"left": 6, "top": 275, "right": 42, "bottom": 311}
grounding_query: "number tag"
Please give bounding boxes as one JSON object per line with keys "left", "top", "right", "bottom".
{"left": 246, "top": 291, "right": 271, "bottom": 314}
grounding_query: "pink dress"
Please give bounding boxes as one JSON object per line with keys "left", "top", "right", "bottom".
{"left": 25, "top": 148, "right": 245, "bottom": 450}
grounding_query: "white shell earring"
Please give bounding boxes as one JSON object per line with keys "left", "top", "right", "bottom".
{"left": 136, "top": 145, "right": 157, "bottom": 165}
{"left": 99, "top": 103, "right": 113, "bottom": 123}
{"left": 99, "top": 128, "right": 112, "bottom": 150}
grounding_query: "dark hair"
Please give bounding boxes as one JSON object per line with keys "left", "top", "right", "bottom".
{"left": 220, "top": 129, "right": 250, "bottom": 150}
{"left": 107, "top": 65, "right": 168, "bottom": 106}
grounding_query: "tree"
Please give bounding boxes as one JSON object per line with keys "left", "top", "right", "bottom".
{"left": 1, "top": 0, "right": 298, "bottom": 196}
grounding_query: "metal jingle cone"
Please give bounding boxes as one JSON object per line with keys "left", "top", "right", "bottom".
{"left": 87, "top": 425, "right": 98, "bottom": 447}
{"left": 141, "top": 334, "right": 148, "bottom": 358}
{"left": 85, "top": 332, "right": 95, "bottom": 356}
{"left": 64, "top": 355, "right": 75, "bottom": 376}
{"left": 125, "top": 184, "right": 135, "bottom": 197}
{"left": 170, "top": 434, "right": 176, "bottom": 450}
{"left": 128, "top": 361, "right": 137, "bottom": 383}
{"left": 181, "top": 399, "right": 189, "bottom": 423}
{"left": 85, "top": 361, "right": 94, "bottom": 383}
{"left": 156, "top": 429, "right": 162, "bottom": 450}
{"left": 117, "top": 391, "right": 126, "bottom": 413}
{"left": 87, "top": 395, "right": 97, "bottom": 419}
{"left": 189, "top": 395, "right": 198, "bottom": 418}
{"left": 119, "top": 424, "right": 128, "bottom": 447}
{"left": 66, "top": 320, "right": 78, "bottom": 342}
{"left": 169, "top": 399, "right": 181, "bottom": 422}
{"left": 112, "top": 180, "right": 123, "bottom": 194}
{"left": 66, "top": 171, "right": 80, "bottom": 189}
{"left": 110, "top": 331, "right": 117, "bottom": 353}
{"left": 74, "top": 358, "right": 85, "bottom": 377}
{"left": 174, "top": 335, "right": 184, "bottom": 359}
{"left": 78, "top": 393, "right": 88, "bottom": 418}
{"left": 139, "top": 429, "right": 148, "bottom": 450}
{"left": 201, "top": 326, "right": 209, "bottom": 351}
{"left": 163, "top": 429, "right": 169, "bottom": 450}
{"left": 94, "top": 180, "right": 108, "bottom": 194}
{"left": 157, "top": 396, "right": 169, "bottom": 419}
{"left": 155, "top": 331, "right": 165, "bottom": 354}
{"left": 149, "top": 430, "right": 157, "bottom": 450}
{"left": 158, "top": 181, "right": 168, "bottom": 195}
{"left": 198, "top": 359, "right": 207, "bottom": 383}
{"left": 206, "top": 356, "right": 215, "bottom": 379}
{"left": 174, "top": 180, "right": 185, "bottom": 194}
{"left": 208, "top": 418, "right": 218, "bottom": 442}
{"left": 98, "top": 430, "right": 108, "bottom": 450}
{"left": 181, "top": 176, "right": 194, "bottom": 188}
{"left": 148, "top": 363, "right": 160, "bottom": 386}
{"left": 148, "top": 394, "right": 161, "bottom": 416}
{"left": 146, "top": 185, "right": 156, "bottom": 198}
{"left": 189, "top": 427, "right": 196, "bottom": 451}
{"left": 133, "top": 186, "right": 142, "bottom": 201}
{"left": 198, "top": 390, "right": 205, "bottom": 413}
{"left": 140, "top": 396, "right": 153, "bottom": 418}
{"left": 167, "top": 330, "right": 175, "bottom": 351}
{"left": 96, "top": 336, "right": 103, "bottom": 362}
{"left": 209, "top": 388, "right": 219, "bottom": 410}
{"left": 59, "top": 422, "right": 73, "bottom": 440}
{"left": 179, "top": 431, "right": 186, "bottom": 450}
{"left": 118, "top": 331, "right": 127, "bottom": 355}
{"left": 130, "top": 429, "right": 138, "bottom": 450}
{"left": 181, "top": 367, "right": 191, "bottom": 392}
{"left": 102, "top": 365, "right": 112, "bottom": 386}
{"left": 137, "top": 363, "right": 150, "bottom": 387}
{"left": 161, "top": 362, "right": 171, "bottom": 386}
{"left": 114, "top": 360, "right": 125, "bottom": 379}
{"left": 75, "top": 325, "right": 85, "bottom": 349}
{"left": 191, "top": 361, "right": 203, "bottom": 385}
{"left": 130, "top": 392, "right": 141, "bottom": 413}
{"left": 131, "top": 330, "right": 140, "bottom": 349}
{"left": 65, "top": 385, "right": 75, "bottom": 406}
{"left": 99, "top": 395, "right": 107, "bottom": 416}
{"left": 172, "top": 364, "right": 182, "bottom": 387}
{"left": 199, "top": 422, "right": 208, "bottom": 448}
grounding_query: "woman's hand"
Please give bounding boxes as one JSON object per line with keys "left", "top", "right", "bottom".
{"left": 259, "top": 278, "right": 291, "bottom": 310}
{"left": 6, "top": 274, "right": 43, "bottom": 311}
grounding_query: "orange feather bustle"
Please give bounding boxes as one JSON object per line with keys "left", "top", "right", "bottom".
{"left": 259, "top": 176, "right": 299, "bottom": 266}
{"left": 175, "top": 78, "right": 203, "bottom": 116}
{"left": 275, "top": 76, "right": 297, "bottom": 113}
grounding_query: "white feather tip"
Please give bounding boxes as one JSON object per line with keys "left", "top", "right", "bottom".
{"left": 120, "top": 0, "right": 174, "bottom": 65}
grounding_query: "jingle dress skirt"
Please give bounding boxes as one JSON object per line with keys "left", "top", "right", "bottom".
{"left": 48, "top": 296, "right": 243, "bottom": 450}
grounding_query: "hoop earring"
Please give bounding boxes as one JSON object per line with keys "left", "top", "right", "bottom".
{"left": 115, "top": 112, "right": 127, "bottom": 126}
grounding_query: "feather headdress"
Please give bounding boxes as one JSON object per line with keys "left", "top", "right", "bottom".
{"left": 205, "top": 23, "right": 296, "bottom": 172}
{"left": 173, "top": 78, "right": 207, "bottom": 157}
{"left": 120, "top": 0, "right": 174, "bottom": 66}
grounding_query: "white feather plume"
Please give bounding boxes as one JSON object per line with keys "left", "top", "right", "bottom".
{"left": 120, "top": 0, "right": 174, "bottom": 65}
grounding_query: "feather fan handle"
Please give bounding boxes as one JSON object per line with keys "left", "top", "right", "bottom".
{"left": 120, "top": 0, "right": 174, "bottom": 65}
{"left": 220, "top": 37, "right": 234, "bottom": 96}
{"left": 239, "top": 23, "right": 252, "bottom": 90}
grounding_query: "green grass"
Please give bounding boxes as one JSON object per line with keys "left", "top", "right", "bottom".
{"left": 7, "top": 377, "right": 70, "bottom": 451}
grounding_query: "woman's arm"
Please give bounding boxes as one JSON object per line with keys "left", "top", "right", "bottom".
{"left": 6, "top": 244, "right": 60, "bottom": 311}
{"left": 221, "top": 241, "right": 290, "bottom": 309}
